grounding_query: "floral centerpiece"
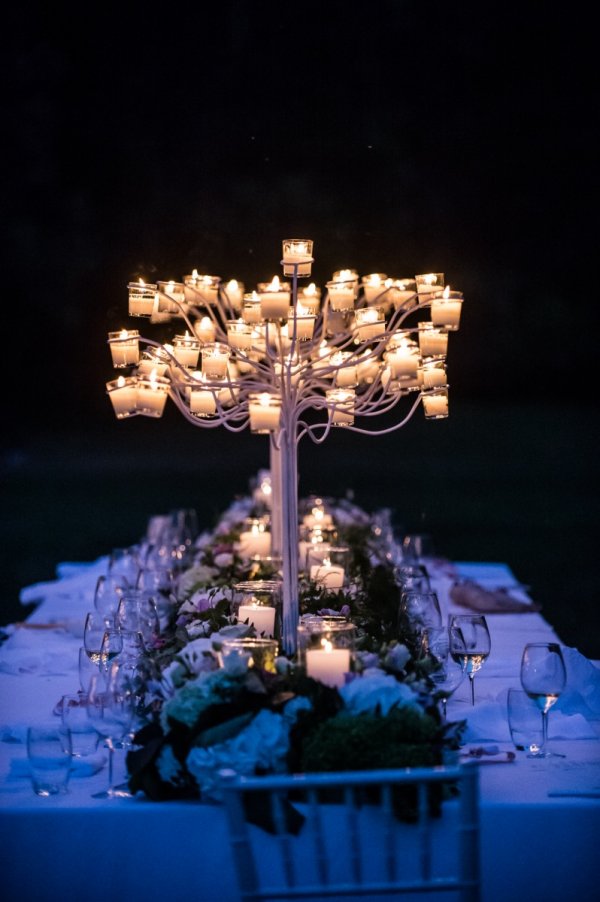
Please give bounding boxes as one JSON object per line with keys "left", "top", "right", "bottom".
{"left": 127, "top": 488, "right": 465, "bottom": 815}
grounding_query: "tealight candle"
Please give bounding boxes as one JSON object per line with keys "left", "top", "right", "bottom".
{"left": 419, "top": 358, "right": 447, "bottom": 389}
{"left": 288, "top": 305, "right": 316, "bottom": 341}
{"left": 227, "top": 319, "right": 254, "bottom": 350}
{"left": 157, "top": 280, "right": 186, "bottom": 314}
{"left": 388, "top": 279, "right": 417, "bottom": 309}
{"left": 422, "top": 388, "right": 449, "bottom": 419}
{"left": 172, "top": 332, "right": 200, "bottom": 368}
{"left": 303, "top": 508, "right": 334, "bottom": 529}
{"left": 258, "top": 276, "right": 291, "bottom": 320}
{"left": 223, "top": 279, "right": 244, "bottom": 312}
{"left": 361, "top": 273, "right": 388, "bottom": 304}
{"left": 418, "top": 324, "right": 449, "bottom": 357}
{"left": 282, "top": 238, "right": 314, "bottom": 277}
{"left": 201, "top": 342, "right": 230, "bottom": 379}
{"left": 108, "top": 330, "right": 140, "bottom": 368}
{"left": 252, "top": 471, "right": 273, "bottom": 508}
{"left": 331, "top": 352, "right": 358, "bottom": 387}
{"left": 242, "top": 291, "right": 263, "bottom": 324}
{"left": 184, "top": 272, "right": 220, "bottom": 306}
{"left": 194, "top": 316, "right": 217, "bottom": 344}
{"left": 106, "top": 376, "right": 138, "bottom": 419}
{"left": 128, "top": 280, "right": 157, "bottom": 317}
{"left": 248, "top": 393, "right": 282, "bottom": 433}
{"left": 415, "top": 273, "right": 444, "bottom": 295}
{"left": 326, "top": 388, "right": 355, "bottom": 427}
{"left": 326, "top": 280, "right": 356, "bottom": 312}
{"left": 299, "top": 282, "right": 321, "bottom": 314}
{"left": 431, "top": 287, "right": 463, "bottom": 331}
{"left": 238, "top": 521, "right": 272, "bottom": 558}
{"left": 306, "top": 639, "right": 350, "bottom": 689}
{"left": 385, "top": 341, "right": 420, "bottom": 379}
{"left": 189, "top": 373, "right": 216, "bottom": 417}
{"left": 357, "top": 351, "right": 381, "bottom": 383}
{"left": 237, "top": 601, "right": 276, "bottom": 637}
{"left": 310, "top": 559, "right": 345, "bottom": 589}
{"left": 136, "top": 372, "right": 170, "bottom": 418}
{"left": 354, "top": 306, "right": 386, "bottom": 341}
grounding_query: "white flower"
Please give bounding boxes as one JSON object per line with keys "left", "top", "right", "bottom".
{"left": 214, "top": 552, "right": 234, "bottom": 569}
{"left": 186, "top": 620, "right": 213, "bottom": 639}
{"left": 340, "top": 669, "right": 420, "bottom": 716}
{"left": 177, "top": 565, "right": 219, "bottom": 598}
{"left": 383, "top": 643, "right": 411, "bottom": 673}
{"left": 160, "top": 660, "right": 187, "bottom": 695}
{"left": 178, "top": 637, "right": 219, "bottom": 674}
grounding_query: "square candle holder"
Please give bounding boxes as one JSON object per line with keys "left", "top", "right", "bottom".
{"left": 108, "top": 330, "right": 140, "bottom": 368}
{"left": 415, "top": 273, "right": 444, "bottom": 295}
{"left": 106, "top": 376, "right": 138, "bottom": 419}
{"left": 128, "top": 281, "right": 157, "bottom": 317}
{"left": 281, "top": 239, "right": 314, "bottom": 277}
{"left": 297, "top": 615, "right": 356, "bottom": 689}
{"left": 421, "top": 387, "right": 449, "bottom": 420}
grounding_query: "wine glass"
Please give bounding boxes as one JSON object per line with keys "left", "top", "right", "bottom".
{"left": 86, "top": 675, "right": 134, "bottom": 799}
{"left": 421, "top": 627, "right": 466, "bottom": 719}
{"left": 116, "top": 590, "right": 160, "bottom": 648}
{"left": 99, "top": 628, "right": 123, "bottom": 675}
{"left": 108, "top": 546, "right": 140, "bottom": 589}
{"left": 83, "top": 612, "right": 110, "bottom": 669}
{"left": 398, "top": 590, "right": 442, "bottom": 654}
{"left": 396, "top": 564, "right": 431, "bottom": 594}
{"left": 520, "top": 642, "right": 567, "bottom": 758}
{"left": 93, "top": 574, "right": 125, "bottom": 622}
{"left": 401, "top": 533, "right": 434, "bottom": 564}
{"left": 449, "top": 614, "right": 491, "bottom": 706}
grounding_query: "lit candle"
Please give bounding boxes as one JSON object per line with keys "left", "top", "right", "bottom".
{"left": 189, "top": 372, "right": 216, "bottom": 416}
{"left": 223, "top": 279, "right": 244, "bottom": 311}
{"left": 302, "top": 508, "right": 334, "bottom": 530}
{"left": 109, "top": 330, "right": 140, "bottom": 368}
{"left": 157, "top": 280, "right": 186, "bottom": 314}
{"left": 422, "top": 388, "right": 449, "bottom": 419}
{"left": 248, "top": 393, "right": 281, "bottom": 433}
{"left": 326, "top": 280, "right": 356, "bottom": 312}
{"left": 388, "top": 278, "right": 417, "bottom": 309}
{"left": 354, "top": 306, "right": 386, "bottom": 341}
{"left": 258, "top": 276, "right": 291, "bottom": 320}
{"left": 418, "top": 324, "right": 449, "bottom": 357}
{"left": 227, "top": 319, "right": 254, "bottom": 350}
{"left": 419, "top": 358, "right": 447, "bottom": 389}
{"left": 306, "top": 639, "right": 350, "bottom": 688}
{"left": 310, "top": 558, "right": 345, "bottom": 589}
{"left": 172, "top": 332, "right": 201, "bottom": 368}
{"left": 136, "top": 370, "right": 170, "bottom": 418}
{"left": 253, "top": 471, "right": 273, "bottom": 508}
{"left": 238, "top": 601, "right": 276, "bottom": 637}
{"left": 385, "top": 340, "right": 420, "bottom": 379}
{"left": 106, "top": 375, "right": 138, "bottom": 419}
{"left": 331, "top": 352, "right": 358, "bottom": 387}
{"left": 242, "top": 291, "right": 263, "bottom": 324}
{"left": 194, "top": 316, "right": 217, "bottom": 344}
{"left": 431, "top": 286, "right": 463, "bottom": 331}
{"left": 128, "top": 279, "right": 157, "bottom": 317}
{"left": 326, "top": 388, "right": 355, "bottom": 426}
{"left": 238, "top": 522, "right": 272, "bottom": 558}
{"left": 288, "top": 304, "right": 316, "bottom": 341}
{"left": 201, "top": 342, "right": 230, "bottom": 379}
{"left": 299, "top": 282, "right": 321, "bottom": 314}
{"left": 184, "top": 273, "right": 220, "bottom": 305}
{"left": 361, "top": 273, "right": 388, "bottom": 304}
{"left": 415, "top": 273, "right": 444, "bottom": 295}
{"left": 282, "top": 238, "right": 314, "bottom": 276}
{"left": 357, "top": 351, "right": 381, "bottom": 384}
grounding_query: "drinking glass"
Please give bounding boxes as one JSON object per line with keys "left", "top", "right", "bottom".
{"left": 86, "top": 676, "right": 134, "bottom": 799}
{"left": 60, "top": 694, "right": 99, "bottom": 757}
{"left": 84, "top": 612, "right": 111, "bottom": 668}
{"left": 396, "top": 564, "right": 431, "bottom": 594}
{"left": 108, "top": 546, "right": 140, "bottom": 588}
{"left": 449, "top": 614, "right": 491, "bottom": 705}
{"left": 398, "top": 590, "right": 442, "bottom": 653}
{"left": 78, "top": 646, "right": 97, "bottom": 692}
{"left": 401, "top": 533, "right": 434, "bottom": 564}
{"left": 26, "top": 725, "right": 72, "bottom": 796}
{"left": 116, "top": 590, "right": 160, "bottom": 648}
{"left": 507, "top": 688, "right": 544, "bottom": 755}
{"left": 520, "top": 642, "right": 566, "bottom": 758}
{"left": 93, "top": 574, "right": 125, "bottom": 622}
{"left": 99, "top": 628, "right": 124, "bottom": 674}
{"left": 421, "top": 627, "right": 465, "bottom": 718}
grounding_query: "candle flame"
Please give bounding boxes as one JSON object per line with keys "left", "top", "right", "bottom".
{"left": 139, "top": 278, "right": 145, "bottom": 286}
{"left": 192, "top": 269, "right": 199, "bottom": 279}
{"left": 119, "top": 329, "right": 129, "bottom": 339}
{"left": 321, "top": 639, "right": 333, "bottom": 654}
{"left": 268, "top": 275, "right": 281, "bottom": 291}
{"left": 367, "top": 273, "right": 382, "bottom": 286}
{"left": 227, "top": 279, "right": 238, "bottom": 291}
{"left": 338, "top": 269, "right": 355, "bottom": 281}
{"left": 443, "top": 285, "right": 450, "bottom": 298}
{"left": 259, "top": 393, "right": 272, "bottom": 407}
{"left": 117, "top": 376, "right": 126, "bottom": 387}
{"left": 305, "top": 282, "right": 317, "bottom": 296}
{"left": 423, "top": 273, "right": 437, "bottom": 285}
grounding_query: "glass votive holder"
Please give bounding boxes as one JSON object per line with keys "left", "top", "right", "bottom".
{"left": 128, "top": 280, "right": 157, "bottom": 317}
{"left": 108, "top": 330, "right": 140, "bottom": 368}
{"left": 297, "top": 616, "right": 355, "bottom": 689}
{"left": 326, "top": 280, "right": 356, "bottom": 312}
{"left": 252, "top": 470, "right": 272, "bottom": 508}
{"left": 388, "top": 278, "right": 417, "bottom": 309}
{"left": 222, "top": 279, "right": 245, "bottom": 312}
{"left": 257, "top": 277, "right": 291, "bottom": 320}
{"left": 415, "top": 273, "right": 444, "bottom": 295}
{"left": 226, "top": 319, "right": 254, "bottom": 350}
{"left": 27, "top": 724, "right": 72, "bottom": 796}
{"left": 298, "top": 283, "right": 321, "bottom": 314}
{"left": 421, "top": 387, "right": 449, "bottom": 420}
{"left": 288, "top": 306, "right": 316, "bottom": 341}
{"left": 233, "top": 580, "right": 282, "bottom": 639}
{"left": 189, "top": 372, "right": 217, "bottom": 417}
{"left": 220, "top": 637, "right": 278, "bottom": 674}
{"left": 384, "top": 341, "right": 420, "bottom": 380}
{"left": 201, "top": 342, "right": 230, "bottom": 379}
{"left": 332, "top": 269, "right": 359, "bottom": 289}
{"left": 248, "top": 393, "right": 282, "bottom": 434}
{"left": 136, "top": 374, "right": 170, "bottom": 418}
{"left": 354, "top": 306, "right": 386, "bottom": 342}
{"left": 183, "top": 273, "right": 220, "bottom": 306}
{"left": 282, "top": 238, "right": 314, "bottom": 277}
{"left": 172, "top": 333, "right": 201, "bottom": 369}
{"left": 330, "top": 351, "right": 358, "bottom": 387}
{"left": 194, "top": 315, "right": 217, "bottom": 344}
{"left": 309, "top": 546, "right": 349, "bottom": 590}
{"left": 431, "top": 289, "right": 464, "bottom": 331}
{"left": 507, "top": 688, "right": 544, "bottom": 754}
{"left": 106, "top": 376, "right": 138, "bottom": 419}
{"left": 137, "top": 351, "right": 170, "bottom": 378}
{"left": 157, "top": 280, "right": 186, "bottom": 314}
{"left": 326, "top": 388, "right": 355, "bottom": 427}
{"left": 360, "top": 273, "right": 388, "bottom": 304}
{"left": 418, "top": 357, "right": 448, "bottom": 389}
{"left": 242, "top": 291, "right": 263, "bottom": 324}
{"left": 238, "top": 517, "right": 272, "bottom": 559}
{"left": 417, "top": 323, "right": 449, "bottom": 357}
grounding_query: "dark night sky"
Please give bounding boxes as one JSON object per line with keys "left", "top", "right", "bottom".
{"left": 4, "top": 1, "right": 598, "bottom": 439}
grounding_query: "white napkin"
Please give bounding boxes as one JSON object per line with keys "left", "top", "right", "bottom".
{"left": 463, "top": 692, "right": 598, "bottom": 744}
{"left": 19, "top": 556, "right": 108, "bottom": 605}
{"left": 555, "top": 646, "right": 600, "bottom": 717}
{"left": 0, "top": 628, "right": 79, "bottom": 676}
{"left": 9, "top": 752, "right": 107, "bottom": 779}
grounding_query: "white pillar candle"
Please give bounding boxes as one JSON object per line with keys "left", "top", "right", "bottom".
{"left": 238, "top": 525, "right": 272, "bottom": 559}
{"left": 282, "top": 239, "right": 314, "bottom": 276}
{"left": 422, "top": 389, "right": 449, "bottom": 419}
{"left": 128, "top": 280, "right": 157, "bottom": 316}
{"left": 238, "top": 602, "right": 276, "bottom": 637}
{"left": 106, "top": 376, "right": 138, "bottom": 419}
{"left": 310, "top": 561, "right": 345, "bottom": 589}
{"left": 258, "top": 277, "right": 291, "bottom": 320}
{"left": 201, "top": 343, "right": 230, "bottom": 379}
{"left": 288, "top": 305, "right": 316, "bottom": 341}
{"left": 194, "top": 316, "right": 217, "bottom": 344}
{"left": 306, "top": 641, "right": 350, "bottom": 688}
{"left": 418, "top": 325, "right": 449, "bottom": 357}
{"left": 248, "top": 393, "right": 281, "bottom": 433}
{"left": 184, "top": 273, "right": 220, "bottom": 306}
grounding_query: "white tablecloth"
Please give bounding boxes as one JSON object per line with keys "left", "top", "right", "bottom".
{"left": 1, "top": 559, "right": 599, "bottom": 902}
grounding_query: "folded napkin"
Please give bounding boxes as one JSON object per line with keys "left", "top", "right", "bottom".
{"left": 450, "top": 580, "right": 541, "bottom": 614}
{"left": 19, "top": 556, "right": 108, "bottom": 606}
{"left": 9, "top": 752, "right": 107, "bottom": 779}
{"left": 463, "top": 694, "right": 598, "bottom": 744}
{"left": 556, "top": 646, "right": 600, "bottom": 717}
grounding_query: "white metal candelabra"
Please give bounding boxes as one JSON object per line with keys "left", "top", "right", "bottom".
{"left": 106, "top": 240, "right": 464, "bottom": 655}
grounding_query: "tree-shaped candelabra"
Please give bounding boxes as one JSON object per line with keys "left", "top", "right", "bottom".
{"left": 106, "top": 240, "right": 463, "bottom": 654}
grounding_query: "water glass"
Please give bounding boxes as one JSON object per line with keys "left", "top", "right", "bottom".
{"left": 507, "top": 688, "right": 544, "bottom": 754}
{"left": 60, "top": 694, "right": 99, "bottom": 757}
{"left": 27, "top": 725, "right": 72, "bottom": 796}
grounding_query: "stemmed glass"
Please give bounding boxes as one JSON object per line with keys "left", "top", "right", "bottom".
{"left": 86, "top": 675, "right": 134, "bottom": 799}
{"left": 108, "top": 546, "right": 140, "bottom": 589}
{"left": 116, "top": 590, "right": 160, "bottom": 648}
{"left": 83, "top": 612, "right": 111, "bottom": 668}
{"left": 398, "top": 590, "right": 442, "bottom": 654}
{"left": 421, "top": 627, "right": 466, "bottom": 719}
{"left": 449, "top": 614, "right": 491, "bottom": 705}
{"left": 93, "top": 574, "right": 125, "bottom": 623}
{"left": 99, "top": 628, "right": 123, "bottom": 675}
{"left": 520, "top": 642, "right": 567, "bottom": 758}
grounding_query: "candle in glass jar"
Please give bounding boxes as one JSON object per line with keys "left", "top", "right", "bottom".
{"left": 128, "top": 279, "right": 157, "bottom": 316}
{"left": 249, "top": 393, "right": 281, "bottom": 433}
{"left": 189, "top": 373, "right": 216, "bottom": 416}
{"left": 331, "top": 352, "right": 358, "bottom": 387}
{"left": 418, "top": 325, "right": 448, "bottom": 357}
{"left": 422, "top": 389, "right": 449, "bottom": 419}
{"left": 288, "top": 304, "right": 316, "bottom": 341}
{"left": 227, "top": 319, "right": 254, "bottom": 350}
{"left": 415, "top": 273, "right": 444, "bottom": 295}
{"left": 299, "top": 283, "right": 321, "bottom": 314}
{"left": 385, "top": 342, "right": 420, "bottom": 378}
{"left": 172, "top": 332, "right": 200, "bottom": 368}
{"left": 136, "top": 371, "right": 169, "bottom": 417}
{"left": 354, "top": 306, "right": 386, "bottom": 341}
{"left": 326, "top": 280, "right": 356, "bottom": 312}
{"left": 306, "top": 640, "right": 350, "bottom": 688}
{"left": 109, "top": 330, "right": 140, "bottom": 368}
{"left": 431, "top": 287, "right": 463, "bottom": 331}
{"left": 326, "top": 388, "right": 355, "bottom": 426}
{"left": 238, "top": 523, "right": 272, "bottom": 558}
{"left": 242, "top": 291, "right": 263, "bottom": 324}
{"left": 419, "top": 359, "right": 447, "bottom": 389}
{"left": 282, "top": 239, "right": 314, "bottom": 276}
{"left": 201, "top": 342, "right": 230, "bottom": 379}
{"left": 238, "top": 602, "right": 276, "bottom": 637}
{"left": 361, "top": 273, "right": 388, "bottom": 304}
{"left": 224, "top": 279, "right": 244, "bottom": 311}
{"left": 258, "top": 276, "right": 291, "bottom": 320}
{"left": 388, "top": 279, "right": 417, "bottom": 309}
{"left": 310, "top": 559, "right": 345, "bottom": 589}
{"left": 194, "top": 316, "right": 216, "bottom": 344}
{"left": 106, "top": 376, "right": 138, "bottom": 419}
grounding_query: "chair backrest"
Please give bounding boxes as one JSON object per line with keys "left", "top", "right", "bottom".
{"left": 221, "top": 763, "right": 480, "bottom": 902}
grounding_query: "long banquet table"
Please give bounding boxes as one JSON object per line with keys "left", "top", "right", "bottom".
{"left": 1, "top": 557, "right": 599, "bottom": 902}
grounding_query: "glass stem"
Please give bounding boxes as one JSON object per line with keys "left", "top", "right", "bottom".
{"left": 541, "top": 710, "right": 548, "bottom": 752}
{"left": 469, "top": 674, "right": 475, "bottom": 706}
{"left": 106, "top": 741, "right": 114, "bottom": 791}
{"left": 442, "top": 698, "right": 448, "bottom": 720}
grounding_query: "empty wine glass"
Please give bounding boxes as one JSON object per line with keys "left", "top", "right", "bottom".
{"left": 99, "top": 628, "right": 123, "bottom": 675}
{"left": 520, "top": 642, "right": 567, "bottom": 758}
{"left": 401, "top": 533, "right": 434, "bottom": 564}
{"left": 398, "top": 590, "right": 442, "bottom": 653}
{"left": 396, "top": 564, "right": 431, "bottom": 594}
{"left": 93, "top": 574, "right": 125, "bottom": 622}
{"left": 421, "top": 627, "right": 466, "bottom": 719}
{"left": 449, "top": 614, "right": 491, "bottom": 706}
{"left": 83, "top": 612, "right": 110, "bottom": 669}
{"left": 116, "top": 590, "right": 160, "bottom": 648}
{"left": 108, "top": 546, "right": 140, "bottom": 588}
{"left": 86, "top": 675, "right": 134, "bottom": 799}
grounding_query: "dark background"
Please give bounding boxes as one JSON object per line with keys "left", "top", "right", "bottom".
{"left": 3, "top": 3, "right": 598, "bottom": 655}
